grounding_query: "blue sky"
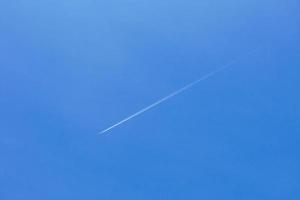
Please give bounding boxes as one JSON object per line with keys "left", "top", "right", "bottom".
{"left": 0, "top": 0, "right": 300, "bottom": 199}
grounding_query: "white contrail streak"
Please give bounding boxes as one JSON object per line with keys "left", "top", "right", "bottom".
{"left": 99, "top": 48, "right": 260, "bottom": 134}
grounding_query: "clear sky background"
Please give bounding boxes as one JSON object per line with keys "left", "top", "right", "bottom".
{"left": 1, "top": 0, "right": 300, "bottom": 199}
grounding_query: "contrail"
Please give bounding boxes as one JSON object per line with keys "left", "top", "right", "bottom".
{"left": 99, "top": 48, "right": 260, "bottom": 134}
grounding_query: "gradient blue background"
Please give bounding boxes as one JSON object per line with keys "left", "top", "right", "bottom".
{"left": 1, "top": 0, "right": 300, "bottom": 199}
